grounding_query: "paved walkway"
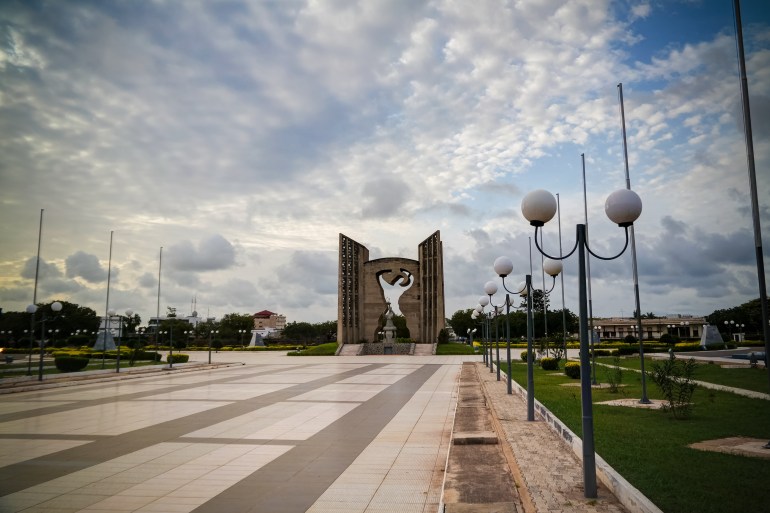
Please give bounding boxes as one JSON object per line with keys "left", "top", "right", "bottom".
{"left": 476, "top": 363, "right": 628, "bottom": 513}
{"left": 0, "top": 351, "right": 674, "bottom": 513}
{"left": 0, "top": 352, "right": 472, "bottom": 513}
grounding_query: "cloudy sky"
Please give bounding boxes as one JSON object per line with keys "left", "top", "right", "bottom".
{"left": 1, "top": 0, "right": 768, "bottom": 327}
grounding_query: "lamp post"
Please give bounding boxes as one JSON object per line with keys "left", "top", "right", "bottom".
{"left": 238, "top": 329, "right": 247, "bottom": 348}
{"left": 484, "top": 281, "right": 505, "bottom": 381}
{"left": 493, "top": 256, "right": 561, "bottom": 402}
{"left": 26, "top": 301, "right": 63, "bottom": 381}
{"left": 208, "top": 329, "right": 218, "bottom": 364}
{"left": 130, "top": 327, "right": 145, "bottom": 367}
{"left": 115, "top": 309, "right": 132, "bottom": 373}
{"left": 25, "top": 305, "right": 37, "bottom": 376}
{"left": 521, "top": 186, "right": 642, "bottom": 498}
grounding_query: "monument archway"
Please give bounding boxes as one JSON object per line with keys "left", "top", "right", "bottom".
{"left": 337, "top": 231, "right": 445, "bottom": 344}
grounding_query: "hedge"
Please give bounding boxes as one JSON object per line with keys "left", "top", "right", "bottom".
{"left": 564, "top": 361, "right": 580, "bottom": 379}
{"left": 54, "top": 356, "right": 90, "bottom": 372}
{"left": 540, "top": 357, "right": 559, "bottom": 370}
{"left": 167, "top": 353, "right": 189, "bottom": 364}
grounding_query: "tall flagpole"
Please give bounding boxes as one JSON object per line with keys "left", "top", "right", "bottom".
{"left": 102, "top": 231, "right": 113, "bottom": 369}
{"left": 581, "top": 154, "right": 597, "bottom": 385}
{"left": 27, "top": 209, "right": 44, "bottom": 376}
{"left": 732, "top": 1, "right": 770, "bottom": 440}
{"left": 557, "top": 194, "right": 567, "bottom": 358}
{"left": 156, "top": 247, "right": 163, "bottom": 349}
{"left": 618, "top": 83, "right": 651, "bottom": 403}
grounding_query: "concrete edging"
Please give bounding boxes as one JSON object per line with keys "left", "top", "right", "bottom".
{"left": 496, "top": 364, "right": 663, "bottom": 513}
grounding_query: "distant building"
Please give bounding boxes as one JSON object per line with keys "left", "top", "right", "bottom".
{"left": 253, "top": 310, "right": 286, "bottom": 331}
{"left": 592, "top": 316, "right": 708, "bottom": 340}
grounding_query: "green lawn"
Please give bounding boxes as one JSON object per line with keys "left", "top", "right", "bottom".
{"left": 436, "top": 343, "right": 476, "bottom": 355}
{"left": 502, "top": 360, "right": 770, "bottom": 513}
{"left": 595, "top": 356, "right": 770, "bottom": 394}
{"left": 287, "top": 343, "right": 338, "bottom": 356}
{"left": 0, "top": 359, "right": 164, "bottom": 379}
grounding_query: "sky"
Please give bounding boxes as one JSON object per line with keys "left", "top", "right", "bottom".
{"left": 1, "top": 0, "right": 769, "bottom": 327}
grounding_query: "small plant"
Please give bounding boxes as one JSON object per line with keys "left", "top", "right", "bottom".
{"left": 520, "top": 350, "right": 529, "bottom": 362}
{"left": 604, "top": 356, "right": 623, "bottom": 393}
{"left": 649, "top": 357, "right": 698, "bottom": 419}
{"left": 564, "top": 361, "right": 580, "bottom": 379}
{"left": 54, "top": 356, "right": 90, "bottom": 372}
{"left": 540, "top": 357, "right": 559, "bottom": 370}
{"left": 167, "top": 353, "right": 190, "bottom": 364}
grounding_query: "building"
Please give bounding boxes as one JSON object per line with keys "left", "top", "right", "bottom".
{"left": 253, "top": 310, "right": 286, "bottom": 331}
{"left": 592, "top": 316, "right": 708, "bottom": 340}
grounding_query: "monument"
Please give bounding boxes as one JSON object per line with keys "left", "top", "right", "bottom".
{"left": 337, "top": 231, "right": 445, "bottom": 345}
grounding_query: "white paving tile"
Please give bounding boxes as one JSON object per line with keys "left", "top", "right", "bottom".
{"left": 0, "top": 401, "right": 231, "bottom": 436}
{"left": 135, "top": 383, "right": 292, "bottom": 401}
{"left": 183, "top": 401, "right": 359, "bottom": 440}
{"left": 0, "top": 443, "right": 292, "bottom": 513}
{"left": 0, "top": 439, "right": 93, "bottom": 469}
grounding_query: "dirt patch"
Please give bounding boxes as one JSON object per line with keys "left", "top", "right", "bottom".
{"left": 560, "top": 382, "right": 628, "bottom": 389}
{"left": 689, "top": 437, "right": 770, "bottom": 459}
{"left": 596, "top": 398, "right": 667, "bottom": 409}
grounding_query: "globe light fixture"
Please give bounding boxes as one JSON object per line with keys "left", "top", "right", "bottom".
{"left": 521, "top": 186, "right": 642, "bottom": 499}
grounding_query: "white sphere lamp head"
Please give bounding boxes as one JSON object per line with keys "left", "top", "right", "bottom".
{"left": 543, "top": 258, "right": 563, "bottom": 277}
{"left": 484, "top": 281, "right": 498, "bottom": 296}
{"left": 605, "top": 189, "right": 642, "bottom": 227}
{"left": 521, "top": 189, "right": 557, "bottom": 226}
{"left": 493, "top": 256, "right": 514, "bottom": 277}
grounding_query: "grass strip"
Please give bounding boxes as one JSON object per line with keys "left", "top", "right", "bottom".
{"left": 502, "top": 360, "right": 770, "bottom": 513}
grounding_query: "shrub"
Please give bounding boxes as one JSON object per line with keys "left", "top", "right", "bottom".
{"left": 437, "top": 328, "right": 450, "bottom": 344}
{"left": 520, "top": 350, "right": 529, "bottom": 362}
{"left": 674, "top": 342, "right": 701, "bottom": 352}
{"left": 540, "top": 357, "right": 559, "bottom": 370}
{"left": 167, "top": 353, "right": 190, "bottom": 364}
{"left": 659, "top": 333, "right": 675, "bottom": 345}
{"left": 54, "top": 356, "right": 90, "bottom": 372}
{"left": 624, "top": 334, "right": 637, "bottom": 344}
{"left": 649, "top": 358, "right": 698, "bottom": 419}
{"left": 604, "top": 356, "right": 623, "bottom": 393}
{"left": 564, "top": 361, "right": 580, "bottom": 379}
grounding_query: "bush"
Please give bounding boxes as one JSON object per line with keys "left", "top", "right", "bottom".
{"left": 649, "top": 358, "right": 698, "bottom": 419}
{"left": 167, "top": 353, "right": 190, "bottom": 364}
{"left": 54, "top": 356, "right": 90, "bottom": 372}
{"left": 604, "top": 356, "right": 623, "bottom": 393}
{"left": 564, "top": 361, "right": 580, "bottom": 379}
{"left": 659, "top": 333, "right": 675, "bottom": 345}
{"left": 624, "top": 334, "right": 637, "bottom": 344}
{"left": 540, "top": 357, "right": 559, "bottom": 370}
{"left": 520, "top": 350, "right": 529, "bottom": 361}
{"left": 674, "top": 342, "right": 701, "bottom": 352}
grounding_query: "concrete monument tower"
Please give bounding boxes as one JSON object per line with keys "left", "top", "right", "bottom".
{"left": 337, "top": 231, "right": 445, "bottom": 344}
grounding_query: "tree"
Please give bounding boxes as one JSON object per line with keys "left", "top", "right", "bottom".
{"left": 282, "top": 321, "right": 315, "bottom": 347}
{"left": 706, "top": 298, "right": 762, "bottom": 336}
{"left": 448, "top": 309, "right": 477, "bottom": 342}
{"left": 218, "top": 313, "right": 254, "bottom": 342}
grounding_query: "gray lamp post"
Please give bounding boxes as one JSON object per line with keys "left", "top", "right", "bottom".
{"left": 26, "top": 301, "right": 63, "bottom": 381}
{"left": 239, "top": 329, "right": 247, "bottom": 348}
{"left": 522, "top": 186, "right": 642, "bottom": 499}
{"left": 208, "top": 329, "right": 218, "bottom": 364}
{"left": 25, "top": 304, "right": 37, "bottom": 376}
{"left": 115, "top": 309, "right": 132, "bottom": 373}
{"left": 493, "top": 256, "right": 561, "bottom": 403}
{"left": 471, "top": 310, "right": 482, "bottom": 362}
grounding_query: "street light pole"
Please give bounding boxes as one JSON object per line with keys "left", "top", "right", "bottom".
{"left": 522, "top": 187, "right": 642, "bottom": 499}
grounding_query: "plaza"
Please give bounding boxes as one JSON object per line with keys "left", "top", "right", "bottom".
{"left": 0, "top": 353, "right": 471, "bottom": 513}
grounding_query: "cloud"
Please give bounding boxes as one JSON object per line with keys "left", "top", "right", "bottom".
{"left": 165, "top": 235, "right": 236, "bottom": 272}
{"left": 361, "top": 176, "right": 413, "bottom": 219}
{"left": 65, "top": 251, "right": 109, "bottom": 283}
{"left": 21, "top": 257, "right": 62, "bottom": 280}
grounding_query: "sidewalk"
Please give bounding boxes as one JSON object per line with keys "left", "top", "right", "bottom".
{"left": 472, "top": 362, "right": 630, "bottom": 513}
